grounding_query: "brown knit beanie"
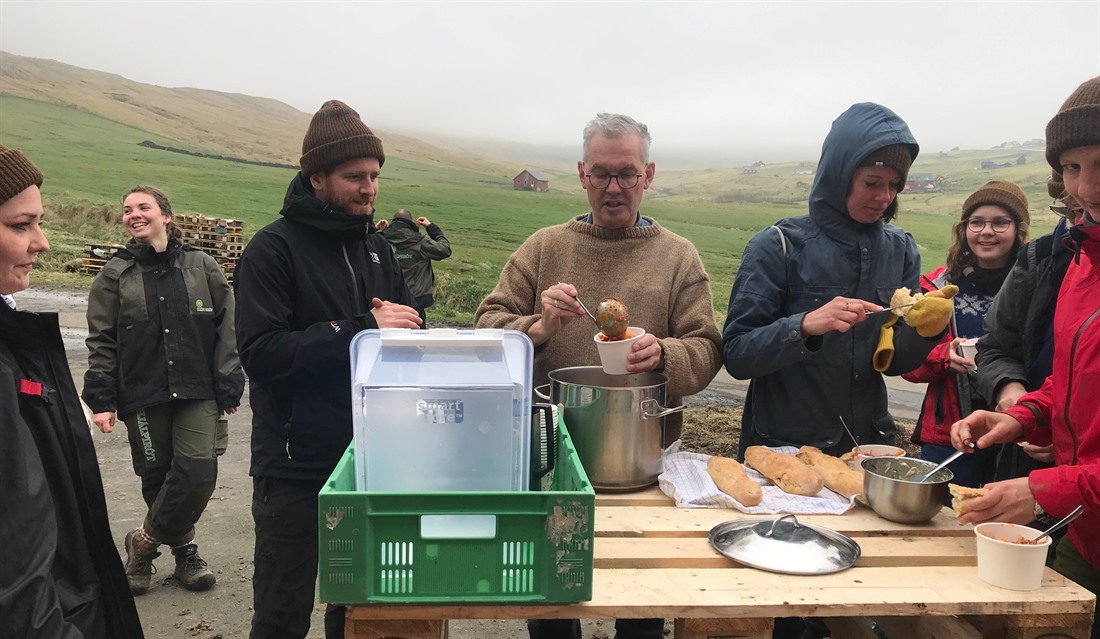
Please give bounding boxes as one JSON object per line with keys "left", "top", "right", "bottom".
{"left": 858, "top": 144, "right": 914, "bottom": 188}
{"left": 1045, "top": 76, "right": 1100, "bottom": 172}
{"left": 299, "top": 100, "right": 385, "bottom": 177}
{"left": 0, "top": 144, "right": 44, "bottom": 205}
{"left": 963, "top": 180, "right": 1030, "bottom": 229}
{"left": 1047, "top": 173, "right": 1066, "bottom": 200}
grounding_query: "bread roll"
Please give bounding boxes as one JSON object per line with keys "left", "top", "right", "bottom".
{"left": 796, "top": 446, "right": 864, "bottom": 498}
{"left": 744, "top": 446, "right": 824, "bottom": 496}
{"left": 949, "top": 483, "right": 987, "bottom": 517}
{"left": 706, "top": 456, "right": 763, "bottom": 506}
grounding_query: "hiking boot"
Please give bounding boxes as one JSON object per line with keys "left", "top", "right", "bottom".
{"left": 173, "top": 544, "right": 217, "bottom": 591}
{"left": 124, "top": 528, "right": 162, "bottom": 596}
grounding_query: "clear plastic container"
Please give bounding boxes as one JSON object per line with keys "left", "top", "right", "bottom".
{"left": 350, "top": 328, "right": 534, "bottom": 492}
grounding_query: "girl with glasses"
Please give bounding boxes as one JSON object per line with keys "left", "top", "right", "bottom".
{"left": 903, "top": 180, "right": 1029, "bottom": 489}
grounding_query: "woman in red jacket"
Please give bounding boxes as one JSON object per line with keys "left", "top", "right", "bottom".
{"left": 952, "top": 76, "right": 1100, "bottom": 639}
{"left": 904, "top": 180, "right": 1029, "bottom": 488}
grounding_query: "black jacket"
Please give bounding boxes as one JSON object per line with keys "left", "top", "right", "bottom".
{"left": 0, "top": 303, "right": 144, "bottom": 638}
{"left": 380, "top": 217, "right": 451, "bottom": 307}
{"left": 976, "top": 218, "right": 1074, "bottom": 402}
{"left": 234, "top": 174, "right": 417, "bottom": 481}
{"left": 83, "top": 238, "right": 244, "bottom": 415}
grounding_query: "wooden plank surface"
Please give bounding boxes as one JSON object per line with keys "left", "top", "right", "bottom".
{"left": 346, "top": 486, "right": 1096, "bottom": 636}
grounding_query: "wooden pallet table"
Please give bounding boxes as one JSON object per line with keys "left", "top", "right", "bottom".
{"left": 343, "top": 488, "right": 1095, "bottom": 639}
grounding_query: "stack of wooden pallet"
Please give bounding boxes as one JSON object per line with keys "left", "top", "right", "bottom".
{"left": 175, "top": 214, "right": 245, "bottom": 284}
{"left": 79, "top": 243, "right": 125, "bottom": 275}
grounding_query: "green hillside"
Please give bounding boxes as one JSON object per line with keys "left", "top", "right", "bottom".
{"left": 1, "top": 94, "right": 1060, "bottom": 325}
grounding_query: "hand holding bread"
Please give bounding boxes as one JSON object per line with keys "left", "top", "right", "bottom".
{"left": 744, "top": 446, "right": 824, "bottom": 496}
{"left": 706, "top": 456, "right": 763, "bottom": 506}
{"left": 949, "top": 483, "right": 987, "bottom": 517}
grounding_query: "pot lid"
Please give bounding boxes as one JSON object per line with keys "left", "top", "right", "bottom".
{"left": 709, "top": 514, "right": 861, "bottom": 575}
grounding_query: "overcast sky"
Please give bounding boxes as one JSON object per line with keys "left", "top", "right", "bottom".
{"left": 2, "top": 1, "right": 1099, "bottom": 164}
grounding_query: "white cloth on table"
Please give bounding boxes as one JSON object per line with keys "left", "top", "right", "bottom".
{"left": 658, "top": 443, "right": 857, "bottom": 515}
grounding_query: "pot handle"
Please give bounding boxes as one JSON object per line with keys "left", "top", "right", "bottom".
{"left": 641, "top": 398, "right": 686, "bottom": 419}
{"left": 534, "top": 383, "right": 551, "bottom": 401}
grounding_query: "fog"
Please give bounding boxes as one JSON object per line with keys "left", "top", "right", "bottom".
{"left": 2, "top": 1, "right": 1098, "bottom": 165}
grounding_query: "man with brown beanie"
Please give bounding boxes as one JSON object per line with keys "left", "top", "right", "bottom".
{"left": 0, "top": 144, "right": 144, "bottom": 637}
{"left": 233, "top": 100, "right": 420, "bottom": 639}
{"left": 952, "top": 75, "right": 1100, "bottom": 639}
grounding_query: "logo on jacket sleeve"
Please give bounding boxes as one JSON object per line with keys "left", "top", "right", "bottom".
{"left": 369, "top": 251, "right": 381, "bottom": 264}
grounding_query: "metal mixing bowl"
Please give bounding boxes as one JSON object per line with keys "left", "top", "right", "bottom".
{"left": 862, "top": 456, "right": 953, "bottom": 524}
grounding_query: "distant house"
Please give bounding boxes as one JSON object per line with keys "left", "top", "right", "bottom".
{"left": 513, "top": 169, "right": 549, "bottom": 192}
{"left": 906, "top": 173, "right": 939, "bottom": 191}
{"left": 981, "top": 161, "right": 998, "bottom": 170}
{"left": 742, "top": 168, "right": 757, "bottom": 174}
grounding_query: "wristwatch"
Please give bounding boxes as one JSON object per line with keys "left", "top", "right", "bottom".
{"left": 1033, "top": 499, "right": 1046, "bottom": 520}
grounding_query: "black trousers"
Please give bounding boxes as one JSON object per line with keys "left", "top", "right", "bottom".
{"left": 250, "top": 476, "right": 345, "bottom": 639}
{"left": 528, "top": 618, "right": 664, "bottom": 639}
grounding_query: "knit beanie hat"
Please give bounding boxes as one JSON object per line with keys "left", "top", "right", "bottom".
{"left": 858, "top": 144, "right": 914, "bottom": 188}
{"left": 0, "top": 144, "right": 44, "bottom": 205}
{"left": 299, "top": 100, "right": 385, "bottom": 177}
{"left": 962, "top": 180, "right": 1030, "bottom": 228}
{"left": 1045, "top": 76, "right": 1100, "bottom": 172}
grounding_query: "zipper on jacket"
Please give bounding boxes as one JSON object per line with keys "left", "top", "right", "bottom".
{"left": 341, "top": 243, "right": 363, "bottom": 317}
{"left": 1062, "top": 305, "right": 1099, "bottom": 465}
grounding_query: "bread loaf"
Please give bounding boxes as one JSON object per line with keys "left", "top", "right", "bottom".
{"left": 706, "top": 456, "right": 763, "bottom": 506}
{"left": 796, "top": 446, "right": 864, "bottom": 498}
{"left": 744, "top": 446, "right": 824, "bottom": 496}
{"left": 949, "top": 483, "right": 987, "bottom": 517}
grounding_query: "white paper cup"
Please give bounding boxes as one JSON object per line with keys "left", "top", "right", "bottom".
{"left": 974, "top": 522, "right": 1051, "bottom": 591}
{"left": 959, "top": 338, "right": 979, "bottom": 371}
{"left": 847, "top": 445, "right": 907, "bottom": 471}
{"left": 593, "top": 327, "right": 645, "bottom": 375}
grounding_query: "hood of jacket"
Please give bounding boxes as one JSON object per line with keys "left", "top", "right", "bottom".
{"left": 381, "top": 217, "right": 423, "bottom": 248}
{"left": 809, "top": 103, "right": 919, "bottom": 245}
{"left": 280, "top": 172, "right": 376, "bottom": 238}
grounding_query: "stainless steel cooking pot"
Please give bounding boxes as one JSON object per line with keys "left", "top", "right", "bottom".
{"left": 536, "top": 366, "right": 683, "bottom": 492}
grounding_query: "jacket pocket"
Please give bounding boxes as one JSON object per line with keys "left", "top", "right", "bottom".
{"left": 215, "top": 418, "right": 229, "bottom": 456}
{"left": 788, "top": 285, "right": 847, "bottom": 314}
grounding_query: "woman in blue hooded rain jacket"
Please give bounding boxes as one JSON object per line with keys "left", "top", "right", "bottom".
{"left": 723, "top": 103, "right": 952, "bottom": 459}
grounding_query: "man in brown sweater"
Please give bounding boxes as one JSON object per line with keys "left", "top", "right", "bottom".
{"left": 475, "top": 111, "right": 722, "bottom": 639}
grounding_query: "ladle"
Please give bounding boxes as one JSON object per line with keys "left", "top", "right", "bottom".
{"left": 913, "top": 444, "right": 973, "bottom": 483}
{"left": 596, "top": 297, "right": 629, "bottom": 338}
{"left": 838, "top": 416, "right": 864, "bottom": 456}
{"left": 1033, "top": 505, "right": 1084, "bottom": 543}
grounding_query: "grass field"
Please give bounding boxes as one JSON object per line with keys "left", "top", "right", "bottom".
{"left": 1, "top": 94, "right": 1061, "bottom": 325}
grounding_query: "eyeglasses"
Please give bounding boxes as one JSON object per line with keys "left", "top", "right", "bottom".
{"left": 966, "top": 218, "right": 1014, "bottom": 233}
{"left": 585, "top": 172, "right": 642, "bottom": 189}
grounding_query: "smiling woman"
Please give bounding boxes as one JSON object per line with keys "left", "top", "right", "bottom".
{"left": 0, "top": 145, "right": 145, "bottom": 638}
{"left": 902, "top": 179, "right": 1030, "bottom": 490}
{"left": 82, "top": 183, "right": 244, "bottom": 598}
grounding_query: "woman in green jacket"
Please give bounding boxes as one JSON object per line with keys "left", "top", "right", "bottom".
{"left": 82, "top": 186, "right": 244, "bottom": 596}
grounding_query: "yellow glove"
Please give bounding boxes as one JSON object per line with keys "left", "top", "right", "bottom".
{"left": 873, "top": 313, "right": 899, "bottom": 372}
{"left": 906, "top": 284, "right": 957, "bottom": 338}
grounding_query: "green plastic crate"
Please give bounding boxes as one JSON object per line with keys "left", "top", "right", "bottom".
{"left": 318, "top": 417, "right": 594, "bottom": 604}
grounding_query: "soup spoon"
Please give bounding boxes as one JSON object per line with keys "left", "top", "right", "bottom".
{"left": 1033, "top": 505, "right": 1084, "bottom": 543}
